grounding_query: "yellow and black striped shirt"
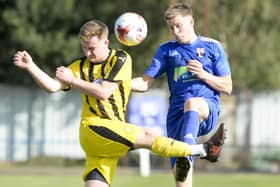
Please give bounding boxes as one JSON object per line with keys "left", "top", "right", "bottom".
{"left": 68, "top": 49, "right": 132, "bottom": 122}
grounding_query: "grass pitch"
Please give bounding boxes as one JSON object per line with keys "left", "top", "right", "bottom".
{"left": 0, "top": 170, "right": 279, "bottom": 187}
{"left": 113, "top": 172, "right": 280, "bottom": 187}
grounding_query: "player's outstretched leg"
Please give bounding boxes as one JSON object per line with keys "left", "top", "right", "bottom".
{"left": 201, "top": 123, "right": 226, "bottom": 162}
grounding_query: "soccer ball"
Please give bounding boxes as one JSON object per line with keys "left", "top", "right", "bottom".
{"left": 114, "top": 12, "right": 147, "bottom": 46}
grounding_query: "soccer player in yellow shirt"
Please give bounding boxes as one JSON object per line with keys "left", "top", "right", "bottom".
{"left": 13, "top": 20, "right": 225, "bottom": 187}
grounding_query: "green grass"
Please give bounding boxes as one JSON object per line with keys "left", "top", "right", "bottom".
{"left": 0, "top": 175, "right": 83, "bottom": 187}
{"left": 193, "top": 173, "right": 280, "bottom": 187}
{"left": 113, "top": 173, "right": 280, "bottom": 187}
{"left": 0, "top": 172, "right": 279, "bottom": 187}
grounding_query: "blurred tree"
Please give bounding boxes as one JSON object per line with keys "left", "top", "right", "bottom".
{"left": 223, "top": 0, "right": 280, "bottom": 91}
{"left": 1, "top": 0, "right": 280, "bottom": 91}
{"left": 192, "top": 0, "right": 280, "bottom": 91}
{"left": 1, "top": 0, "right": 81, "bottom": 85}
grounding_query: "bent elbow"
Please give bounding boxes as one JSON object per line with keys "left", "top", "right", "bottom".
{"left": 42, "top": 86, "right": 59, "bottom": 94}
{"left": 46, "top": 89, "right": 55, "bottom": 94}
{"left": 225, "top": 85, "right": 233, "bottom": 95}
{"left": 46, "top": 85, "right": 61, "bottom": 93}
{"left": 43, "top": 81, "right": 62, "bottom": 93}
{"left": 225, "top": 90, "right": 232, "bottom": 95}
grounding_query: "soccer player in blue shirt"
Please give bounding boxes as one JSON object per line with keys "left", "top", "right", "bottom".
{"left": 131, "top": 3, "right": 232, "bottom": 187}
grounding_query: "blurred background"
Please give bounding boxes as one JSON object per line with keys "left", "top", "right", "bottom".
{"left": 1, "top": 0, "right": 280, "bottom": 179}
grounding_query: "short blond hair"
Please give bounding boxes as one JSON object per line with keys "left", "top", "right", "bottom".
{"left": 79, "top": 20, "right": 109, "bottom": 42}
{"left": 164, "top": 3, "right": 193, "bottom": 22}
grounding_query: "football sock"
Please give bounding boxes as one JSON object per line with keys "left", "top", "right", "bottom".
{"left": 182, "top": 111, "right": 200, "bottom": 145}
{"left": 189, "top": 144, "right": 207, "bottom": 157}
{"left": 151, "top": 136, "right": 192, "bottom": 157}
{"left": 182, "top": 111, "right": 201, "bottom": 162}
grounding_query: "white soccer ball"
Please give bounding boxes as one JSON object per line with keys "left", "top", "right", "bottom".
{"left": 114, "top": 12, "right": 148, "bottom": 46}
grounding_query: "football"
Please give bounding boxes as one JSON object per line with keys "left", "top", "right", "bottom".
{"left": 114, "top": 12, "right": 147, "bottom": 46}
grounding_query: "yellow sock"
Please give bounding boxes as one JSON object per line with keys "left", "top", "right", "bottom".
{"left": 151, "top": 136, "right": 192, "bottom": 157}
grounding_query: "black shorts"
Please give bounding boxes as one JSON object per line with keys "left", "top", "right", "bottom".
{"left": 85, "top": 169, "right": 108, "bottom": 184}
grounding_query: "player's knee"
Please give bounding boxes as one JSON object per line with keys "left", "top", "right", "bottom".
{"left": 184, "top": 98, "right": 201, "bottom": 111}
{"left": 184, "top": 98, "right": 210, "bottom": 121}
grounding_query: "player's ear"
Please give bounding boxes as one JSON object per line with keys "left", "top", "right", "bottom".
{"left": 190, "top": 17, "right": 194, "bottom": 26}
{"left": 105, "top": 39, "right": 110, "bottom": 46}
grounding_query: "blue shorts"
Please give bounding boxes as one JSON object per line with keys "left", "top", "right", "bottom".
{"left": 198, "top": 98, "right": 220, "bottom": 136}
{"left": 167, "top": 98, "right": 220, "bottom": 167}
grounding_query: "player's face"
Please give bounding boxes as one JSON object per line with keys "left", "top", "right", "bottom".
{"left": 167, "top": 15, "right": 195, "bottom": 43}
{"left": 81, "top": 36, "right": 109, "bottom": 63}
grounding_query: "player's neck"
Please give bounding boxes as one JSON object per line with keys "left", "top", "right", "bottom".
{"left": 180, "top": 34, "right": 198, "bottom": 44}
{"left": 190, "top": 34, "right": 198, "bottom": 43}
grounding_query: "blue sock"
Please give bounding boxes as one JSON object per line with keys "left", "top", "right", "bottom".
{"left": 182, "top": 111, "right": 200, "bottom": 163}
{"left": 182, "top": 110, "right": 200, "bottom": 145}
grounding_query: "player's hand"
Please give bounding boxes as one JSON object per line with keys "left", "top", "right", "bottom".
{"left": 187, "top": 60, "right": 206, "bottom": 79}
{"left": 55, "top": 66, "right": 75, "bottom": 85}
{"left": 13, "top": 50, "right": 34, "bottom": 69}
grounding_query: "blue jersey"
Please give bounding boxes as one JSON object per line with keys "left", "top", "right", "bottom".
{"left": 144, "top": 36, "right": 231, "bottom": 137}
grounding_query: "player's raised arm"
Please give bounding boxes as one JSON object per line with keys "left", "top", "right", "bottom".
{"left": 131, "top": 75, "right": 154, "bottom": 92}
{"left": 187, "top": 60, "right": 232, "bottom": 95}
{"left": 13, "top": 50, "right": 64, "bottom": 93}
{"left": 56, "top": 66, "right": 119, "bottom": 100}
